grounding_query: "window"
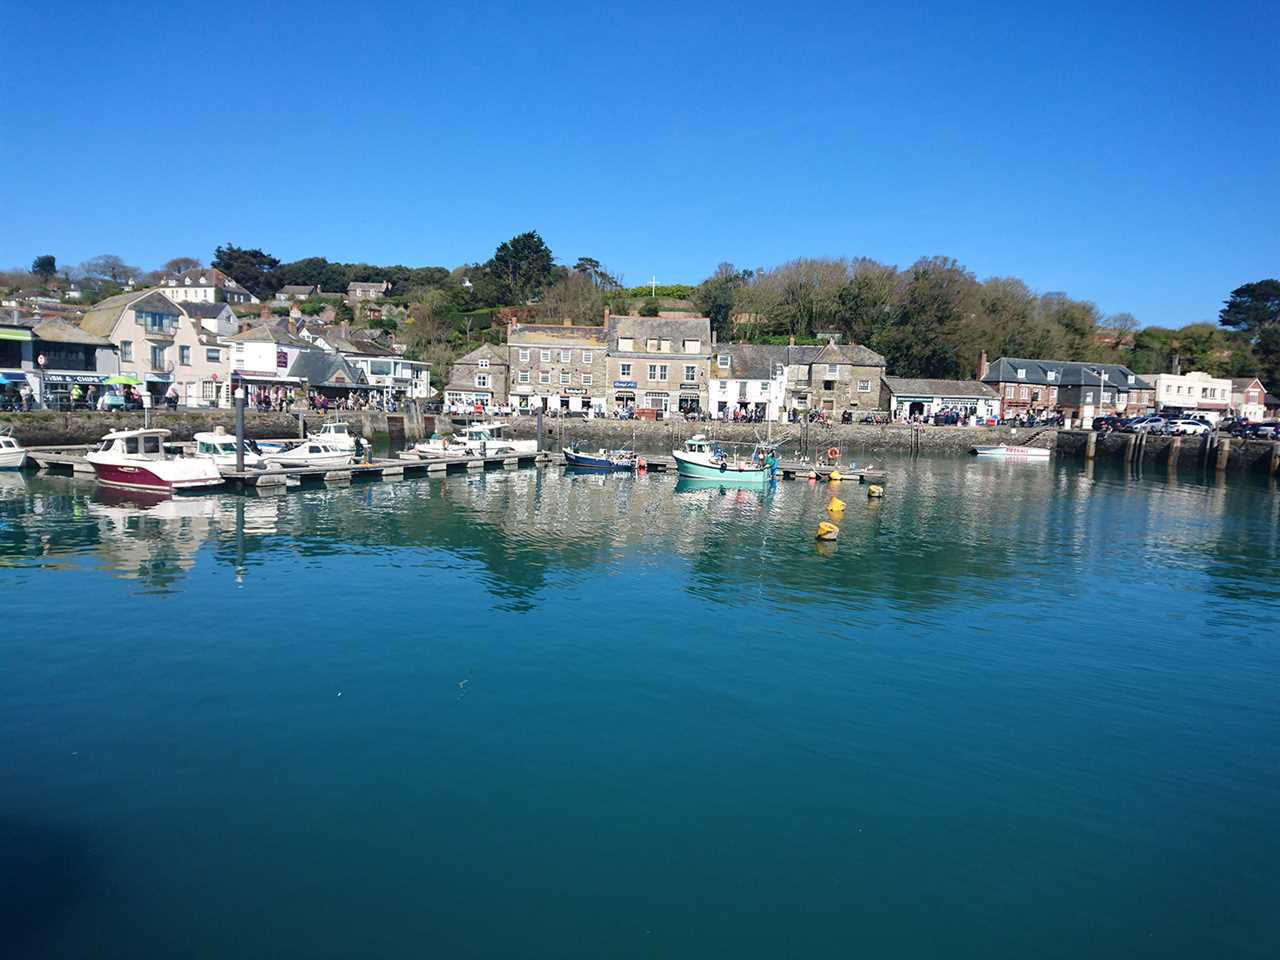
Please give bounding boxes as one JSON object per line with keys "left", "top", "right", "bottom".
{"left": 618, "top": 338, "right": 633, "bottom": 352}
{"left": 125, "top": 437, "right": 139, "bottom": 454}
{"left": 718, "top": 354, "right": 730, "bottom": 367}
{"left": 658, "top": 364, "right": 668, "bottom": 381}
{"left": 475, "top": 374, "right": 490, "bottom": 388}
{"left": 857, "top": 378, "right": 871, "bottom": 392}
{"left": 1127, "top": 375, "right": 1135, "bottom": 384}
{"left": 683, "top": 365, "right": 696, "bottom": 383}
{"left": 478, "top": 358, "right": 490, "bottom": 369}
{"left": 540, "top": 349, "right": 552, "bottom": 362}
{"left": 205, "top": 348, "right": 220, "bottom": 363}
{"left": 1084, "top": 390, "right": 1095, "bottom": 403}
{"left": 582, "top": 374, "right": 593, "bottom": 386}
{"left": 201, "top": 381, "right": 217, "bottom": 400}
{"left": 1019, "top": 386, "right": 1030, "bottom": 400}
{"left": 121, "top": 340, "right": 133, "bottom": 362}
{"left": 823, "top": 380, "right": 836, "bottom": 391}
{"left": 1016, "top": 368, "right": 1026, "bottom": 379}
{"left": 139, "top": 310, "right": 174, "bottom": 333}
{"left": 660, "top": 339, "right": 672, "bottom": 352}
{"left": 718, "top": 380, "right": 728, "bottom": 392}
{"left": 648, "top": 364, "right": 658, "bottom": 380}
{"left": 560, "top": 350, "right": 571, "bottom": 363}
{"left": 1102, "top": 391, "right": 1113, "bottom": 403}
{"left": 538, "top": 371, "right": 551, "bottom": 385}
{"left": 1047, "top": 371, "right": 1056, "bottom": 381}
{"left": 827, "top": 364, "right": 839, "bottom": 377}
{"left": 685, "top": 340, "right": 702, "bottom": 354}
{"left": 560, "top": 372, "right": 571, "bottom": 385}
{"left": 518, "top": 348, "right": 529, "bottom": 362}
{"left": 647, "top": 338, "right": 659, "bottom": 351}
{"left": 179, "top": 346, "right": 190, "bottom": 366}
{"left": 142, "top": 435, "right": 161, "bottom": 454}
{"left": 151, "top": 345, "right": 166, "bottom": 369}
{"left": 620, "top": 363, "right": 632, "bottom": 377}
{"left": 518, "top": 371, "right": 530, "bottom": 384}
{"left": 582, "top": 350, "right": 593, "bottom": 363}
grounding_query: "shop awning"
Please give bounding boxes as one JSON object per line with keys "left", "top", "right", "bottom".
{"left": 0, "top": 328, "right": 32, "bottom": 342}
{"left": 0, "top": 371, "right": 27, "bottom": 383}
{"left": 43, "top": 373, "right": 109, "bottom": 384}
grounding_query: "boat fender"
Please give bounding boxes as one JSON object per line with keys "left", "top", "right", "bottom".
{"left": 826, "top": 446, "right": 840, "bottom": 461}
{"left": 807, "top": 470, "right": 817, "bottom": 481}
{"left": 828, "top": 497, "right": 845, "bottom": 513}
{"left": 829, "top": 470, "right": 843, "bottom": 482}
{"left": 719, "top": 462, "right": 727, "bottom": 472}
{"left": 867, "top": 484, "right": 884, "bottom": 499}
{"left": 637, "top": 457, "right": 647, "bottom": 471}
{"left": 816, "top": 521, "right": 839, "bottom": 541}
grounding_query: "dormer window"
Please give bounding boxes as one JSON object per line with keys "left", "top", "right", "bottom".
{"left": 718, "top": 354, "right": 730, "bottom": 367}
{"left": 184, "top": 277, "right": 192, "bottom": 285}
{"left": 1128, "top": 375, "right": 1135, "bottom": 384}
{"left": 1016, "top": 368, "right": 1026, "bottom": 379}
{"left": 1047, "top": 371, "right": 1056, "bottom": 381}
{"left": 478, "top": 358, "right": 490, "bottom": 369}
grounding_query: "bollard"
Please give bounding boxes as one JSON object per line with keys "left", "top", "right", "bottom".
{"left": 1085, "top": 431, "right": 1097, "bottom": 461}
{"left": 1167, "top": 436, "right": 1181, "bottom": 469}
{"left": 1215, "top": 437, "right": 1231, "bottom": 472}
{"left": 234, "top": 386, "right": 245, "bottom": 473}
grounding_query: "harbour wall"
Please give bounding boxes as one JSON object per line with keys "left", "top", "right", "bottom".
{"left": 497, "top": 418, "right": 1058, "bottom": 455}
{"left": 1, "top": 403, "right": 429, "bottom": 447}
{"left": 1056, "top": 429, "right": 1280, "bottom": 476}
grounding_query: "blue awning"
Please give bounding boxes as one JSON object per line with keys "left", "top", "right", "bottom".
{"left": 0, "top": 371, "right": 27, "bottom": 384}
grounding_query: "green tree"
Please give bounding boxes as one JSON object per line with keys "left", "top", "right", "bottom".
{"left": 30, "top": 255, "right": 56, "bottom": 282}
{"left": 162, "top": 256, "right": 202, "bottom": 275}
{"left": 639, "top": 298, "right": 661, "bottom": 316}
{"left": 1220, "top": 279, "right": 1280, "bottom": 386}
{"left": 212, "top": 244, "right": 280, "bottom": 299}
{"left": 485, "top": 231, "right": 555, "bottom": 305}
{"left": 694, "top": 262, "right": 751, "bottom": 341}
{"left": 81, "top": 254, "right": 139, "bottom": 284}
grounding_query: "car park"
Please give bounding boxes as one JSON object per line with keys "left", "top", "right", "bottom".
{"left": 1122, "top": 415, "right": 1167, "bottom": 433}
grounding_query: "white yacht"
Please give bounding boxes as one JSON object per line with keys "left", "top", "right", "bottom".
{"left": 86, "top": 429, "right": 224, "bottom": 492}
{"left": 0, "top": 430, "right": 26, "bottom": 470}
{"left": 313, "top": 420, "right": 359, "bottom": 453}
{"left": 263, "top": 440, "right": 353, "bottom": 469}
{"left": 192, "top": 430, "right": 264, "bottom": 469}
{"left": 415, "top": 422, "right": 537, "bottom": 457}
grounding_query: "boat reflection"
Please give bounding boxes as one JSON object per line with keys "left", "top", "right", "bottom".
{"left": 673, "top": 476, "right": 777, "bottom": 497}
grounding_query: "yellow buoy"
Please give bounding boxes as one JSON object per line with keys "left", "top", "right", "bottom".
{"left": 827, "top": 496, "right": 846, "bottom": 513}
{"left": 828, "top": 470, "right": 843, "bottom": 482}
{"left": 816, "top": 521, "right": 839, "bottom": 541}
{"left": 867, "top": 484, "right": 884, "bottom": 499}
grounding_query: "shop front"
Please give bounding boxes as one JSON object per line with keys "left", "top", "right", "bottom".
{"left": 644, "top": 391, "right": 670, "bottom": 415}
{"left": 42, "top": 371, "right": 111, "bottom": 409}
{"left": 612, "top": 379, "right": 637, "bottom": 411}
{"left": 678, "top": 392, "right": 701, "bottom": 414}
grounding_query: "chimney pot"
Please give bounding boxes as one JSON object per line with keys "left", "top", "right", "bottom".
{"left": 789, "top": 335, "right": 795, "bottom": 346}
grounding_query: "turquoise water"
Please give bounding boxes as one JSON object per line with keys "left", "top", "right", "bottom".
{"left": 2, "top": 459, "right": 1278, "bottom": 958}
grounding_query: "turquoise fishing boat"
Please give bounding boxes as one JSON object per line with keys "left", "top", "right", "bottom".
{"left": 671, "top": 435, "right": 778, "bottom": 485}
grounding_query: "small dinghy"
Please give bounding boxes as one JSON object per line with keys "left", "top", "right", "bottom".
{"left": 563, "top": 444, "right": 636, "bottom": 471}
{"left": 971, "top": 444, "right": 1050, "bottom": 460}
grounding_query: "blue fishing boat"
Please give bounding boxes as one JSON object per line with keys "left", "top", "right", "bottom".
{"left": 562, "top": 445, "right": 637, "bottom": 471}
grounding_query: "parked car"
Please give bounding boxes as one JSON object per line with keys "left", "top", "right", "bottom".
{"left": 1091, "top": 415, "right": 1126, "bottom": 432}
{"left": 1166, "top": 417, "right": 1211, "bottom": 436}
{"left": 1245, "top": 421, "right": 1280, "bottom": 439}
{"left": 1122, "top": 415, "right": 1167, "bottom": 433}
{"left": 1219, "top": 416, "right": 1252, "bottom": 436}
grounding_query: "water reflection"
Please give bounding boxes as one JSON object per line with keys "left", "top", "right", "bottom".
{"left": 1, "top": 458, "right": 1278, "bottom": 611}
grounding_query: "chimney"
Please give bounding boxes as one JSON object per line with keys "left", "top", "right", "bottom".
{"left": 789, "top": 335, "right": 795, "bottom": 346}
{"left": 711, "top": 329, "right": 716, "bottom": 345}
{"left": 977, "top": 351, "right": 989, "bottom": 379}
{"left": 340, "top": 321, "right": 349, "bottom": 339}
{"left": 603, "top": 305, "right": 610, "bottom": 325}
{"left": 240, "top": 312, "right": 250, "bottom": 334}
{"left": 288, "top": 316, "right": 297, "bottom": 335}
{"left": 562, "top": 318, "right": 572, "bottom": 327}
{"left": 259, "top": 304, "right": 271, "bottom": 323}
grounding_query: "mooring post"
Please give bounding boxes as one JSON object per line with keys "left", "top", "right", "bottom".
{"left": 1085, "top": 430, "right": 1097, "bottom": 461}
{"left": 234, "top": 386, "right": 245, "bottom": 473}
{"left": 1124, "top": 434, "right": 1136, "bottom": 463}
{"left": 535, "top": 405, "right": 543, "bottom": 452}
{"left": 298, "top": 411, "right": 305, "bottom": 438}
{"left": 1167, "top": 435, "right": 1181, "bottom": 469}
{"left": 1216, "top": 437, "right": 1231, "bottom": 472}
{"left": 1270, "top": 442, "right": 1280, "bottom": 477}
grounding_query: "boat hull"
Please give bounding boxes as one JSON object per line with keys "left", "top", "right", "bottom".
{"left": 89, "top": 461, "right": 223, "bottom": 492}
{"left": 563, "top": 448, "right": 635, "bottom": 470}
{"left": 672, "top": 450, "right": 771, "bottom": 483}
{"left": 264, "top": 454, "right": 353, "bottom": 469}
{"left": 0, "top": 448, "right": 26, "bottom": 470}
{"left": 972, "top": 445, "right": 1051, "bottom": 459}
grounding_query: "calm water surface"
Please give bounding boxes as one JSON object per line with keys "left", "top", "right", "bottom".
{"left": 2, "top": 457, "right": 1278, "bottom": 958}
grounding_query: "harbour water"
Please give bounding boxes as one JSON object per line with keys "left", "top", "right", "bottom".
{"left": 2, "top": 458, "right": 1278, "bottom": 958}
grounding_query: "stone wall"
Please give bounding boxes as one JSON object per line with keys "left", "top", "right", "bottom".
{"left": 0, "top": 410, "right": 303, "bottom": 447}
{"left": 490, "top": 416, "right": 1059, "bottom": 455}
{"left": 1056, "top": 429, "right": 1280, "bottom": 476}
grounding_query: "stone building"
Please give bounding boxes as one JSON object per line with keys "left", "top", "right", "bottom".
{"left": 879, "top": 377, "right": 1000, "bottom": 421}
{"left": 605, "top": 315, "right": 711, "bottom": 415}
{"left": 507, "top": 322, "right": 608, "bottom": 414}
{"left": 158, "top": 267, "right": 258, "bottom": 304}
{"left": 782, "top": 342, "right": 886, "bottom": 415}
{"left": 443, "top": 343, "right": 508, "bottom": 409}
{"left": 981, "top": 355, "right": 1154, "bottom": 423}
{"left": 1230, "top": 377, "right": 1267, "bottom": 422}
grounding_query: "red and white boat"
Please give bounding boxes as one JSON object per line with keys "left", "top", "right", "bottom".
{"left": 86, "top": 429, "right": 224, "bottom": 492}
{"left": 971, "top": 444, "right": 1051, "bottom": 460}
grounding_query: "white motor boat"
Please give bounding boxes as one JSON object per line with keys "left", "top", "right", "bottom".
{"left": 971, "top": 444, "right": 1051, "bottom": 460}
{"left": 86, "top": 429, "right": 224, "bottom": 492}
{"left": 192, "top": 430, "right": 264, "bottom": 469}
{"left": 415, "top": 421, "right": 537, "bottom": 457}
{"left": 313, "top": 420, "right": 359, "bottom": 453}
{"left": 0, "top": 430, "right": 27, "bottom": 470}
{"left": 263, "top": 440, "right": 353, "bottom": 469}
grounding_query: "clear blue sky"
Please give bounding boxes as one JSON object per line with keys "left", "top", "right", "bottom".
{"left": 2, "top": 0, "right": 1276, "bottom": 327}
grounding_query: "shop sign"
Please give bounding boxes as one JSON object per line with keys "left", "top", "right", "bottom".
{"left": 613, "top": 380, "right": 637, "bottom": 389}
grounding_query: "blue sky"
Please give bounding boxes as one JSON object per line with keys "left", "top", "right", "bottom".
{"left": 2, "top": 0, "right": 1276, "bottom": 327}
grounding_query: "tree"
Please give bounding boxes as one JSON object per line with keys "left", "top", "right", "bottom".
{"left": 162, "top": 256, "right": 202, "bottom": 275}
{"left": 694, "top": 262, "right": 751, "bottom": 340}
{"left": 639, "top": 298, "right": 661, "bottom": 316}
{"left": 81, "top": 254, "right": 139, "bottom": 284}
{"left": 212, "top": 244, "right": 280, "bottom": 299}
{"left": 1220, "top": 280, "right": 1280, "bottom": 385}
{"left": 537, "top": 272, "right": 606, "bottom": 324}
{"left": 31, "top": 255, "right": 56, "bottom": 282}
{"left": 572, "top": 256, "right": 622, "bottom": 290}
{"left": 485, "top": 231, "right": 555, "bottom": 305}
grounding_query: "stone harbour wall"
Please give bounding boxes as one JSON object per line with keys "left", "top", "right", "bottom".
{"left": 494, "top": 417, "right": 1059, "bottom": 455}
{"left": 1, "top": 410, "right": 304, "bottom": 447}
{"left": 1057, "top": 429, "right": 1280, "bottom": 476}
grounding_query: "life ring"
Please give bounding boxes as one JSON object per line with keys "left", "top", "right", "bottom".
{"left": 826, "top": 447, "right": 840, "bottom": 461}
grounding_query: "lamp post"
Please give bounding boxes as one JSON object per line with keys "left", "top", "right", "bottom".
{"left": 36, "top": 353, "right": 46, "bottom": 409}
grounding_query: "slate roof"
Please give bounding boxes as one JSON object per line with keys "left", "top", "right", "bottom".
{"left": 882, "top": 376, "right": 998, "bottom": 399}
{"left": 162, "top": 266, "right": 241, "bottom": 289}
{"left": 452, "top": 343, "right": 508, "bottom": 366}
{"left": 180, "top": 302, "right": 233, "bottom": 320}
{"left": 31, "top": 316, "right": 115, "bottom": 346}
{"left": 224, "top": 323, "right": 310, "bottom": 347}
{"left": 79, "top": 290, "right": 180, "bottom": 337}
{"left": 1231, "top": 377, "right": 1265, "bottom": 391}
{"left": 982, "top": 357, "right": 1151, "bottom": 390}
{"left": 607, "top": 315, "right": 711, "bottom": 354}
{"left": 277, "top": 285, "right": 317, "bottom": 296}
{"left": 508, "top": 323, "right": 608, "bottom": 347}
{"left": 812, "top": 342, "right": 887, "bottom": 367}
{"left": 711, "top": 343, "right": 788, "bottom": 380}
{"left": 287, "top": 350, "right": 367, "bottom": 387}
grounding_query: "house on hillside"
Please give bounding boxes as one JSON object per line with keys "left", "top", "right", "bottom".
{"left": 605, "top": 315, "right": 711, "bottom": 415}
{"left": 444, "top": 343, "right": 508, "bottom": 409}
{"left": 159, "top": 267, "right": 258, "bottom": 304}
{"left": 274, "top": 284, "right": 318, "bottom": 301}
{"left": 708, "top": 344, "right": 788, "bottom": 421}
{"left": 507, "top": 322, "right": 608, "bottom": 415}
{"left": 80, "top": 290, "right": 233, "bottom": 406}
{"left": 347, "top": 281, "right": 390, "bottom": 302}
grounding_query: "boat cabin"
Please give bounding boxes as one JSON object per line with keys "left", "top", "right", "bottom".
{"left": 316, "top": 422, "right": 350, "bottom": 439}
{"left": 96, "top": 429, "right": 173, "bottom": 460}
